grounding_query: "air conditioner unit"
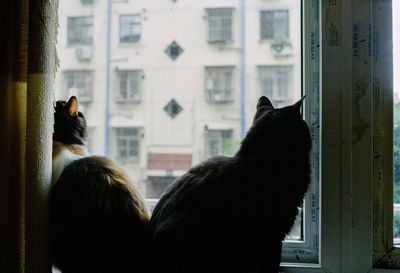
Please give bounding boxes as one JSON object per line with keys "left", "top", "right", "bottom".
{"left": 271, "top": 40, "right": 292, "bottom": 57}
{"left": 75, "top": 46, "right": 92, "bottom": 60}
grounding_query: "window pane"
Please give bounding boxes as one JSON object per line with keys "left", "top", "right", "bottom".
{"left": 55, "top": 0, "right": 308, "bottom": 263}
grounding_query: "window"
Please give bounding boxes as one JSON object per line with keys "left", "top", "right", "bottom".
{"left": 260, "top": 10, "right": 289, "bottom": 40}
{"left": 146, "top": 176, "right": 176, "bottom": 200}
{"left": 258, "top": 65, "right": 293, "bottom": 107}
{"left": 63, "top": 71, "right": 93, "bottom": 102}
{"left": 113, "top": 128, "right": 140, "bottom": 161}
{"left": 67, "top": 16, "right": 93, "bottom": 45}
{"left": 206, "top": 130, "right": 235, "bottom": 158}
{"left": 114, "top": 70, "right": 141, "bottom": 102}
{"left": 206, "top": 8, "right": 233, "bottom": 42}
{"left": 205, "top": 66, "right": 234, "bottom": 102}
{"left": 120, "top": 14, "right": 141, "bottom": 43}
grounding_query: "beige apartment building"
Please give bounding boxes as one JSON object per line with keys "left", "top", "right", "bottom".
{"left": 55, "top": 0, "right": 301, "bottom": 208}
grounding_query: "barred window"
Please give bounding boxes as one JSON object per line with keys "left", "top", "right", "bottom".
{"left": 206, "top": 8, "right": 233, "bottom": 42}
{"left": 120, "top": 14, "right": 141, "bottom": 43}
{"left": 260, "top": 10, "right": 289, "bottom": 40}
{"left": 113, "top": 128, "right": 140, "bottom": 161}
{"left": 206, "top": 130, "right": 234, "bottom": 158}
{"left": 68, "top": 16, "right": 93, "bottom": 45}
{"left": 63, "top": 71, "right": 93, "bottom": 102}
{"left": 115, "top": 70, "right": 141, "bottom": 102}
{"left": 205, "top": 66, "right": 234, "bottom": 102}
{"left": 258, "top": 65, "right": 292, "bottom": 106}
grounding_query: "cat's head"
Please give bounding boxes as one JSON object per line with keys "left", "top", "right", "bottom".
{"left": 53, "top": 96, "right": 87, "bottom": 145}
{"left": 238, "top": 96, "right": 311, "bottom": 158}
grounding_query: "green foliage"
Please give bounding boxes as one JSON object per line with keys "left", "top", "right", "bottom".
{"left": 221, "top": 139, "right": 240, "bottom": 157}
{"left": 394, "top": 101, "right": 400, "bottom": 204}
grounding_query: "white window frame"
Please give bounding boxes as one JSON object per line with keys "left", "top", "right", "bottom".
{"left": 67, "top": 16, "right": 93, "bottom": 45}
{"left": 205, "top": 66, "right": 234, "bottom": 102}
{"left": 114, "top": 69, "right": 142, "bottom": 102}
{"left": 119, "top": 14, "right": 141, "bottom": 43}
{"left": 279, "top": 0, "right": 320, "bottom": 266}
{"left": 206, "top": 7, "right": 234, "bottom": 43}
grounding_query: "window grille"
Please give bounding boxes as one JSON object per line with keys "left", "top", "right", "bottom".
{"left": 63, "top": 70, "right": 93, "bottom": 102}
{"left": 205, "top": 66, "right": 234, "bottom": 102}
{"left": 206, "top": 8, "right": 233, "bottom": 42}
{"left": 258, "top": 65, "right": 292, "bottom": 106}
{"left": 206, "top": 130, "right": 233, "bottom": 158}
{"left": 113, "top": 127, "right": 139, "bottom": 161}
{"left": 67, "top": 16, "right": 93, "bottom": 45}
{"left": 115, "top": 70, "right": 141, "bottom": 102}
{"left": 120, "top": 14, "right": 141, "bottom": 43}
{"left": 260, "top": 10, "right": 289, "bottom": 40}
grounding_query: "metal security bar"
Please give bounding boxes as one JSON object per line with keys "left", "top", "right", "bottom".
{"left": 258, "top": 65, "right": 293, "bottom": 107}
{"left": 63, "top": 70, "right": 93, "bottom": 102}
{"left": 114, "top": 127, "right": 139, "bottom": 161}
{"left": 115, "top": 70, "right": 141, "bottom": 102}
{"left": 67, "top": 16, "right": 93, "bottom": 45}
{"left": 206, "top": 8, "right": 234, "bottom": 42}
{"left": 119, "top": 14, "right": 141, "bottom": 43}
{"left": 205, "top": 66, "right": 234, "bottom": 102}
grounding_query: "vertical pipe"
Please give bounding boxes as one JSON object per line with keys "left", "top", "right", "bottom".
{"left": 104, "top": 0, "right": 112, "bottom": 156}
{"left": 240, "top": 0, "right": 246, "bottom": 139}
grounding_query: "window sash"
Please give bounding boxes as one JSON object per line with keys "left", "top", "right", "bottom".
{"left": 280, "top": 0, "right": 319, "bottom": 265}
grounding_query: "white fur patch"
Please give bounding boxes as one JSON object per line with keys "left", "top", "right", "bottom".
{"left": 52, "top": 149, "right": 83, "bottom": 184}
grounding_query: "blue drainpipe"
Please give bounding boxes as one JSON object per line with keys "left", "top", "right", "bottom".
{"left": 104, "top": 0, "right": 111, "bottom": 156}
{"left": 240, "top": 0, "right": 246, "bottom": 139}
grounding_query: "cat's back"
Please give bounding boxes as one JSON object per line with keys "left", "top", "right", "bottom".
{"left": 51, "top": 154, "right": 150, "bottom": 273}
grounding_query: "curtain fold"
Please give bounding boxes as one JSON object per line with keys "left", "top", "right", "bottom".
{"left": 0, "top": 1, "right": 58, "bottom": 272}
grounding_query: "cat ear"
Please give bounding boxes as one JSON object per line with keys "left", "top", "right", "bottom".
{"left": 293, "top": 95, "right": 306, "bottom": 113}
{"left": 257, "top": 96, "right": 274, "bottom": 110}
{"left": 66, "top": 96, "right": 78, "bottom": 117}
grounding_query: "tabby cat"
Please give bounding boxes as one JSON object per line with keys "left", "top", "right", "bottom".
{"left": 50, "top": 96, "right": 150, "bottom": 273}
{"left": 148, "top": 96, "right": 312, "bottom": 273}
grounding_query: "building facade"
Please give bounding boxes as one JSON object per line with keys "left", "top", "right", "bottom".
{"left": 55, "top": 0, "right": 301, "bottom": 210}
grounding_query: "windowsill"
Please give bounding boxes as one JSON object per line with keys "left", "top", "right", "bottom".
{"left": 118, "top": 42, "right": 142, "bottom": 47}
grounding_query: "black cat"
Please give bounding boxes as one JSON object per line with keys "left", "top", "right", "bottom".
{"left": 50, "top": 96, "right": 150, "bottom": 273}
{"left": 148, "top": 96, "right": 312, "bottom": 273}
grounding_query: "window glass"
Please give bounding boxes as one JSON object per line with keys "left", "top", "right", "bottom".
{"left": 55, "top": 0, "right": 308, "bottom": 262}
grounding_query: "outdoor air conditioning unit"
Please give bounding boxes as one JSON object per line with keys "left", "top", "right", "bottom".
{"left": 75, "top": 46, "right": 92, "bottom": 61}
{"left": 271, "top": 40, "right": 292, "bottom": 57}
